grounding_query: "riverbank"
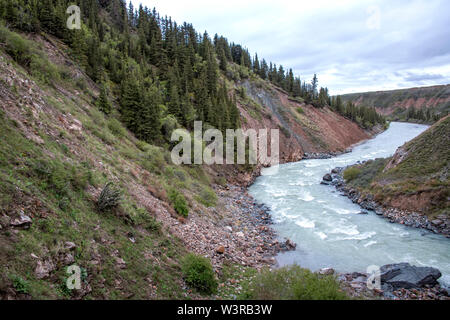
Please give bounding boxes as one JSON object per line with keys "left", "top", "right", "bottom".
{"left": 323, "top": 166, "right": 450, "bottom": 238}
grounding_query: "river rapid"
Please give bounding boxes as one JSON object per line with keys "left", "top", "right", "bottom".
{"left": 249, "top": 122, "right": 450, "bottom": 287}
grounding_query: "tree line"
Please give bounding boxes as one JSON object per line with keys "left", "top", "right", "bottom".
{"left": 330, "top": 96, "right": 386, "bottom": 129}
{"left": 0, "top": 0, "right": 380, "bottom": 142}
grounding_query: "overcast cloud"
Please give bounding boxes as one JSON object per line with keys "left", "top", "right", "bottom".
{"left": 131, "top": 0, "right": 450, "bottom": 94}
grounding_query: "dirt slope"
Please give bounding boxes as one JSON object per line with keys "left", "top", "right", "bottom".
{"left": 238, "top": 79, "right": 373, "bottom": 165}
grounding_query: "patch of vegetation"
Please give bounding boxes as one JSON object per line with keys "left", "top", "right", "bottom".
{"left": 346, "top": 159, "right": 388, "bottom": 188}
{"left": 108, "top": 118, "right": 127, "bottom": 138}
{"left": 343, "top": 167, "right": 362, "bottom": 182}
{"left": 97, "top": 183, "right": 122, "bottom": 212}
{"left": 195, "top": 187, "right": 218, "bottom": 208}
{"left": 11, "top": 275, "right": 30, "bottom": 294}
{"left": 181, "top": 253, "right": 218, "bottom": 295}
{"left": 168, "top": 188, "right": 189, "bottom": 217}
{"left": 241, "top": 265, "right": 348, "bottom": 300}
{"left": 0, "top": 25, "right": 62, "bottom": 85}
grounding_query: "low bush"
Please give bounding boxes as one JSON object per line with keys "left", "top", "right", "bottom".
{"left": 343, "top": 167, "right": 362, "bottom": 182}
{"left": 168, "top": 188, "right": 189, "bottom": 217}
{"left": 196, "top": 187, "right": 218, "bottom": 207}
{"left": 108, "top": 118, "right": 127, "bottom": 138}
{"left": 133, "top": 208, "right": 161, "bottom": 233}
{"left": 11, "top": 275, "right": 30, "bottom": 294}
{"left": 97, "top": 183, "right": 121, "bottom": 212}
{"left": 182, "top": 253, "right": 218, "bottom": 295}
{"left": 347, "top": 158, "right": 387, "bottom": 188}
{"left": 241, "top": 265, "right": 348, "bottom": 300}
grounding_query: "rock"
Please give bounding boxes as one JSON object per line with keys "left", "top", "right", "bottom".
{"left": 285, "top": 239, "right": 297, "bottom": 250}
{"left": 64, "top": 242, "right": 77, "bottom": 251}
{"left": 35, "top": 260, "right": 55, "bottom": 279}
{"left": 235, "top": 232, "right": 245, "bottom": 238}
{"left": 431, "top": 219, "right": 443, "bottom": 226}
{"left": 380, "top": 263, "right": 442, "bottom": 290}
{"left": 115, "top": 257, "right": 127, "bottom": 269}
{"left": 225, "top": 226, "right": 233, "bottom": 232}
{"left": 63, "top": 253, "right": 75, "bottom": 265}
{"left": 323, "top": 174, "right": 333, "bottom": 182}
{"left": 319, "top": 268, "right": 335, "bottom": 276}
{"left": 358, "top": 211, "right": 369, "bottom": 215}
{"left": 10, "top": 214, "right": 32, "bottom": 229}
{"left": 216, "top": 246, "right": 225, "bottom": 254}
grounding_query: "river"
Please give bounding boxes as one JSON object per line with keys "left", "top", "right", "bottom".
{"left": 249, "top": 122, "right": 450, "bottom": 287}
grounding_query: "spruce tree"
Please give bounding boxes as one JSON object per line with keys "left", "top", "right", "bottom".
{"left": 97, "top": 84, "right": 112, "bottom": 115}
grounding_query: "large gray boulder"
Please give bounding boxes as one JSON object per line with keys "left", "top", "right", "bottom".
{"left": 380, "top": 263, "right": 442, "bottom": 290}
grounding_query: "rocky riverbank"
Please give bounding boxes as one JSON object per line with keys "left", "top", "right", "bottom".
{"left": 322, "top": 166, "right": 450, "bottom": 238}
{"left": 335, "top": 263, "right": 449, "bottom": 300}
{"left": 168, "top": 184, "right": 297, "bottom": 274}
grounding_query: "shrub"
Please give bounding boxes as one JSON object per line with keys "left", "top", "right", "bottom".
{"left": 0, "top": 26, "right": 32, "bottom": 66}
{"left": 133, "top": 208, "right": 161, "bottom": 232}
{"left": 343, "top": 167, "right": 362, "bottom": 182}
{"left": 11, "top": 275, "right": 30, "bottom": 294}
{"left": 241, "top": 266, "right": 347, "bottom": 300}
{"left": 297, "top": 107, "right": 304, "bottom": 114}
{"left": 168, "top": 188, "right": 189, "bottom": 217}
{"left": 30, "top": 54, "right": 60, "bottom": 85}
{"left": 196, "top": 187, "right": 218, "bottom": 207}
{"left": 347, "top": 158, "right": 387, "bottom": 188}
{"left": 108, "top": 118, "right": 126, "bottom": 138}
{"left": 182, "top": 253, "right": 218, "bottom": 295}
{"left": 97, "top": 183, "right": 121, "bottom": 212}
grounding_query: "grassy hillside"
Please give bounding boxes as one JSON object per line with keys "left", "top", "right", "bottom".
{"left": 340, "top": 85, "right": 450, "bottom": 123}
{"left": 0, "top": 2, "right": 377, "bottom": 300}
{"left": 344, "top": 116, "right": 450, "bottom": 218}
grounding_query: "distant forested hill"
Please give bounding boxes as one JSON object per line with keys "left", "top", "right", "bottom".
{"left": 340, "top": 85, "right": 450, "bottom": 123}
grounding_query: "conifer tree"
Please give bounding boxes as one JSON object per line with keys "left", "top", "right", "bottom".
{"left": 97, "top": 84, "right": 112, "bottom": 115}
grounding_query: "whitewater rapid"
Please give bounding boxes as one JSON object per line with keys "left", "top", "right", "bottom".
{"left": 249, "top": 122, "right": 450, "bottom": 287}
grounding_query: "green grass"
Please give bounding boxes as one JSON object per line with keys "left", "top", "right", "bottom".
{"left": 181, "top": 253, "right": 218, "bottom": 295}
{"left": 345, "top": 159, "right": 387, "bottom": 188}
{"left": 345, "top": 116, "right": 450, "bottom": 217}
{"left": 343, "top": 167, "right": 362, "bottom": 182}
{"left": 240, "top": 265, "right": 348, "bottom": 300}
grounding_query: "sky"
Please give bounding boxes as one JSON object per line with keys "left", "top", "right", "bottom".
{"left": 131, "top": 0, "right": 450, "bottom": 95}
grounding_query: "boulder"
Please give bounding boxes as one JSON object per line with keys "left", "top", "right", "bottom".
{"left": 35, "top": 259, "right": 55, "bottom": 279}
{"left": 216, "top": 246, "right": 225, "bottom": 254}
{"left": 323, "top": 174, "right": 333, "bottom": 182}
{"left": 64, "top": 242, "right": 77, "bottom": 251}
{"left": 285, "top": 239, "right": 297, "bottom": 250}
{"left": 380, "top": 263, "right": 442, "bottom": 290}
{"left": 10, "top": 214, "right": 32, "bottom": 229}
{"left": 319, "top": 268, "right": 335, "bottom": 276}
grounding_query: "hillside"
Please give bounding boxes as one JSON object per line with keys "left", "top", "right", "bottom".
{"left": 342, "top": 116, "right": 449, "bottom": 234}
{"left": 340, "top": 85, "right": 450, "bottom": 123}
{"left": 0, "top": 1, "right": 381, "bottom": 300}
